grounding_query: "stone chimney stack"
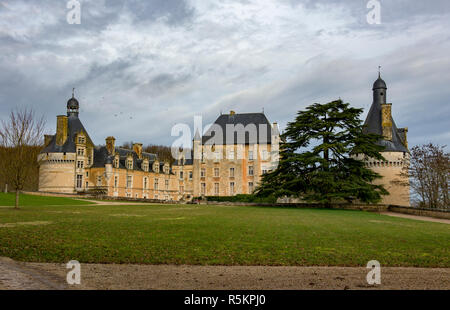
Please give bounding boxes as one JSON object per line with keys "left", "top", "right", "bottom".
{"left": 381, "top": 103, "right": 393, "bottom": 141}
{"left": 44, "top": 135, "right": 53, "bottom": 147}
{"left": 398, "top": 127, "right": 408, "bottom": 148}
{"left": 106, "top": 137, "right": 116, "bottom": 155}
{"left": 133, "top": 143, "right": 143, "bottom": 159}
{"left": 56, "top": 115, "right": 68, "bottom": 146}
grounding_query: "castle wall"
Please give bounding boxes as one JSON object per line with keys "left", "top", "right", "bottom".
{"left": 89, "top": 167, "right": 180, "bottom": 201}
{"left": 357, "top": 152, "right": 410, "bottom": 206}
{"left": 38, "top": 153, "right": 76, "bottom": 193}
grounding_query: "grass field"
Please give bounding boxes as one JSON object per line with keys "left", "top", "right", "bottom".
{"left": 0, "top": 193, "right": 92, "bottom": 206}
{"left": 0, "top": 193, "right": 449, "bottom": 267}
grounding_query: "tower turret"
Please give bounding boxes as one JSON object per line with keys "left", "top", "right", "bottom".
{"left": 67, "top": 88, "right": 79, "bottom": 117}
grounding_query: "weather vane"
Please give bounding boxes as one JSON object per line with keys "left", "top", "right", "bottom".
{"left": 72, "top": 87, "right": 75, "bottom": 98}
{"left": 378, "top": 66, "right": 381, "bottom": 78}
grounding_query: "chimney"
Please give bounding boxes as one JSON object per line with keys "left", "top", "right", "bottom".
{"left": 381, "top": 103, "right": 393, "bottom": 141}
{"left": 105, "top": 136, "right": 116, "bottom": 155}
{"left": 44, "top": 135, "right": 53, "bottom": 147}
{"left": 133, "top": 143, "right": 143, "bottom": 159}
{"left": 398, "top": 127, "right": 408, "bottom": 148}
{"left": 56, "top": 115, "right": 68, "bottom": 146}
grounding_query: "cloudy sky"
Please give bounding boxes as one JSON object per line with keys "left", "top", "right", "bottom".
{"left": 1, "top": 0, "right": 449, "bottom": 149}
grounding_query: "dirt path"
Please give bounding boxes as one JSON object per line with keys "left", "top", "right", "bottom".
{"left": 0, "top": 257, "right": 68, "bottom": 290}
{"left": 1, "top": 258, "right": 448, "bottom": 290}
{"left": 380, "top": 212, "right": 450, "bottom": 224}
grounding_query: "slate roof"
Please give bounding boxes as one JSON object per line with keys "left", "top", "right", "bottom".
{"left": 173, "top": 150, "right": 194, "bottom": 166}
{"left": 41, "top": 115, "right": 94, "bottom": 154}
{"left": 364, "top": 100, "right": 409, "bottom": 153}
{"left": 202, "top": 113, "right": 273, "bottom": 145}
{"left": 92, "top": 146, "right": 173, "bottom": 174}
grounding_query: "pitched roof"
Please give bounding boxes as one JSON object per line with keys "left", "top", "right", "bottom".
{"left": 363, "top": 102, "right": 409, "bottom": 153}
{"left": 41, "top": 115, "right": 93, "bottom": 153}
{"left": 202, "top": 113, "right": 273, "bottom": 145}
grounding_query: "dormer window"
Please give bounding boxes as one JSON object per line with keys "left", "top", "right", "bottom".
{"left": 153, "top": 162, "right": 160, "bottom": 173}
{"left": 78, "top": 136, "right": 85, "bottom": 144}
{"left": 164, "top": 165, "right": 170, "bottom": 174}
{"left": 126, "top": 158, "right": 133, "bottom": 170}
{"left": 142, "top": 162, "right": 149, "bottom": 172}
{"left": 114, "top": 157, "right": 119, "bottom": 169}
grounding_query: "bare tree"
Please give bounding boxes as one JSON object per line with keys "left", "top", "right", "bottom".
{"left": 0, "top": 108, "right": 45, "bottom": 209}
{"left": 403, "top": 143, "right": 449, "bottom": 209}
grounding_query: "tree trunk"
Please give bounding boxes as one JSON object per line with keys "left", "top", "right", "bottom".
{"left": 15, "top": 190, "right": 19, "bottom": 209}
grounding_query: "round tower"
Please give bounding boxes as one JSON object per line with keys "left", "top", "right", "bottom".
{"left": 361, "top": 72, "right": 410, "bottom": 206}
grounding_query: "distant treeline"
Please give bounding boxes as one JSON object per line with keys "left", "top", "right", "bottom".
{"left": 121, "top": 142, "right": 188, "bottom": 164}
{"left": 0, "top": 145, "right": 42, "bottom": 192}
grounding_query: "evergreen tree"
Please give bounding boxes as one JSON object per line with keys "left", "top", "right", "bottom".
{"left": 256, "top": 100, "right": 388, "bottom": 204}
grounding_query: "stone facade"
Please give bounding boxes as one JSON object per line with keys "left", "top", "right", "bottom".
{"left": 38, "top": 96, "right": 279, "bottom": 201}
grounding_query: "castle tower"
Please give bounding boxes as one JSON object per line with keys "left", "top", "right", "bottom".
{"left": 361, "top": 72, "right": 410, "bottom": 206}
{"left": 38, "top": 91, "right": 94, "bottom": 193}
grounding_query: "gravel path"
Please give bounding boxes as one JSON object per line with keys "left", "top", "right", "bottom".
{"left": 380, "top": 212, "right": 450, "bottom": 224}
{"left": 1, "top": 258, "right": 448, "bottom": 290}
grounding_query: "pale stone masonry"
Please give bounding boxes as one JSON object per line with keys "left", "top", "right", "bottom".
{"left": 38, "top": 74, "right": 410, "bottom": 205}
{"left": 38, "top": 95, "right": 280, "bottom": 201}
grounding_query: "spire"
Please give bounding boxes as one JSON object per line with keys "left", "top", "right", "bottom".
{"left": 72, "top": 87, "right": 75, "bottom": 98}
{"left": 378, "top": 65, "right": 381, "bottom": 78}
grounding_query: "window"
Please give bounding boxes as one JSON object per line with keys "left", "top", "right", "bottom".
{"left": 77, "top": 148, "right": 84, "bottom": 156}
{"left": 248, "top": 150, "right": 254, "bottom": 161}
{"left": 248, "top": 182, "right": 254, "bottom": 193}
{"left": 154, "top": 195, "right": 159, "bottom": 200}
{"left": 78, "top": 136, "right": 85, "bottom": 144}
{"left": 154, "top": 164, "right": 160, "bottom": 173}
{"left": 164, "top": 166, "right": 169, "bottom": 174}
{"left": 230, "top": 182, "right": 235, "bottom": 195}
{"left": 154, "top": 178, "right": 159, "bottom": 190}
{"left": 97, "top": 176, "right": 102, "bottom": 186}
{"left": 189, "top": 171, "right": 193, "bottom": 180}
{"left": 230, "top": 167, "right": 235, "bottom": 178}
{"left": 142, "top": 162, "right": 149, "bottom": 172}
{"left": 262, "top": 169, "right": 269, "bottom": 175}
{"left": 214, "top": 183, "right": 219, "bottom": 195}
{"left": 144, "top": 177, "right": 148, "bottom": 189}
{"left": 85, "top": 182, "right": 89, "bottom": 188}
{"left": 179, "top": 171, "right": 184, "bottom": 180}
{"left": 77, "top": 160, "right": 84, "bottom": 169}
{"left": 262, "top": 150, "right": 269, "bottom": 160}
{"left": 201, "top": 168, "right": 206, "bottom": 177}
{"left": 126, "top": 159, "right": 133, "bottom": 170}
{"left": 114, "top": 176, "right": 118, "bottom": 188}
{"left": 126, "top": 176, "right": 132, "bottom": 188}
{"left": 114, "top": 158, "right": 119, "bottom": 168}
{"left": 201, "top": 183, "right": 206, "bottom": 195}
{"left": 76, "top": 175, "right": 83, "bottom": 188}
{"left": 248, "top": 166, "right": 254, "bottom": 176}
{"left": 180, "top": 185, "right": 184, "bottom": 193}
{"left": 86, "top": 171, "right": 89, "bottom": 177}
{"left": 87, "top": 156, "right": 91, "bottom": 166}
{"left": 214, "top": 168, "right": 220, "bottom": 177}
{"left": 165, "top": 180, "right": 169, "bottom": 190}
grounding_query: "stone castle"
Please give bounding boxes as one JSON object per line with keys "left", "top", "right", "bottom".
{"left": 38, "top": 74, "right": 410, "bottom": 205}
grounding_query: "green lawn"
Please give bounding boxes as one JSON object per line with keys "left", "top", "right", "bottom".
{"left": 0, "top": 193, "right": 92, "bottom": 207}
{"left": 0, "top": 197, "right": 448, "bottom": 267}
